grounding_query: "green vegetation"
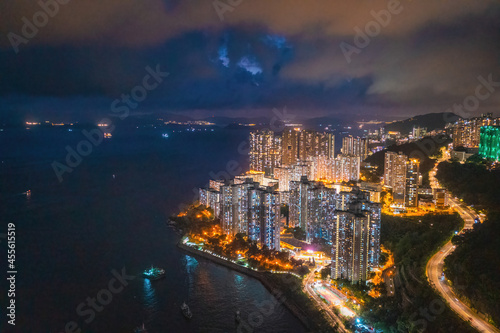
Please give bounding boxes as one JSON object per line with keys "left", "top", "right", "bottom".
{"left": 281, "top": 204, "right": 290, "bottom": 226}
{"left": 361, "top": 165, "right": 381, "bottom": 183}
{"left": 320, "top": 264, "right": 331, "bottom": 280}
{"left": 384, "top": 112, "right": 460, "bottom": 134}
{"left": 437, "top": 160, "right": 500, "bottom": 210}
{"left": 285, "top": 226, "right": 307, "bottom": 241}
{"left": 360, "top": 213, "right": 475, "bottom": 332}
{"left": 169, "top": 204, "right": 218, "bottom": 234}
{"left": 446, "top": 217, "right": 500, "bottom": 326}
{"left": 171, "top": 204, "right": 308, "bottom": 273}
{"left": 365, "top": 135, "right": 451, "bottom": 186}
{"left": 437, "top": 161, "right": 500, "bottom": 326}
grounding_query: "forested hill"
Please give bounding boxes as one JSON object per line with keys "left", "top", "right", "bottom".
{"left": 385, "top": 112, "right": 460, "bottom": 134}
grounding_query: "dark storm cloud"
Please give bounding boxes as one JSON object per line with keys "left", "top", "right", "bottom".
{"left": 0, "top": 0, "right": 499, "bottom": 119}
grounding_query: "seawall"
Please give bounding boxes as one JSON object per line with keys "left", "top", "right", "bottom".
{"left": 177, "top": 242, "right": 313, "bottom": 331}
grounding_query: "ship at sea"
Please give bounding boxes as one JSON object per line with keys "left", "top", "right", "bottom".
{"left": 134, "top": 323, "right": 148, "bottom": 333}
{"left": 235, "top": 310, "right": 241, "bottom": 324}
{"left": 181, "top": 302, "right": 192, "bottom": 319}
{"left": 142, "top": 266, "right": 166, "bottom": 280}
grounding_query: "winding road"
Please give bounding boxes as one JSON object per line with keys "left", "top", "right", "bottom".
{"left": 303, "top": 266, "right": 349, "bottom": 333}
{"left": 426, "top": 157, "right": 500, "bottom": 333}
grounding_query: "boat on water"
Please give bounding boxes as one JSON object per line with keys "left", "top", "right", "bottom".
{"left": 181, "top": 302, "right": 192, "bottom": 319}
{"left": 142, "top": 266, "right": 166, "bottom": 280}
{"left": 235, "top": 310, "right": 241, "bottom": 323}
{"left": 134, "top": 323, "right": 147, "bottom": 333}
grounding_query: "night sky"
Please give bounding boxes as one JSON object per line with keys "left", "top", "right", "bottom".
{"left": 1, "top": 0, "right": 500, "bottom": 122}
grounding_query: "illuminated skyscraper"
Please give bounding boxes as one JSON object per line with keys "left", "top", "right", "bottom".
{"left": 384, "top": 152, "right": 421, "bottom": 208}
{"left": 452, "top": 113, "right": 500, "bottom": 148}
{"left": 299, "top": 130, "right": 335, "bottom": 161}
{"left": 336, "top": 155, "right": 360, "bottom": 182}
{"left": 331, "top": 198, "right": 381, "bottom": 282}
{"left": 250, "top": 129, "right": 334, "bottom": 179}
{"left": 204, "top": 180, "right": 281, "bottom": 250}
{"left": 311, "top": 155, "right": 333, "bottom": 181}
{"left": 274, "top": 166, "right": 291, "bottom": 191}
{"left": 322, "top": 132, "right": 336, "bottom": 159}
{"left": 405, "top": 159, "right": 420, "bottom": 207}
{"left": 249, "top": 130, "right": 282, "bottom": 176}
{"left": 282, "top": 128, "right": 300, "bottom": 165}
{"left": 384, "top": 152, "right": 407, "bottom": 206}
{"left": 199, "top": 188, "right": 221, "bottom": 218}
{"left": 247, "top": 185, "right": 262, "bottom": 242}
{"left": 342, "top": 136, "right": 368, "bottom": 161}
{"left": 260, "top": 189, "right": 281, "bottom": 250}
{"left": 306, "top": 183, "right": 337, "bottom": 242}
{"left": 209, "top": 179, "right": 224, "bottom": 191}
{"left": 479, "top": 125, "right": 500, "bottom": 161}
{"left": 220, "top": 185, "right": 234, "bottom": 235}
{"left": 281, "top": 129, "right": 334, "bottom": 165}
{"left": 291, "top": 162, "right": 312, "bottom": 181}
{"left": 289, "top": 176, "right": 312, "bottom": 229}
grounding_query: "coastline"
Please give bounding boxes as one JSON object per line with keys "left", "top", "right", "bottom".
{"left": 177, "top": 241, "right": 315, "bottom": 331}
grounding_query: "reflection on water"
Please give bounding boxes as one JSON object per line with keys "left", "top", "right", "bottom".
{"left": 184, "top": 255, "right": 199, "bottom": 297}
{"left": 234, "top": 274, "right": 244, "bottom": 290}
{"left": 185, "top": 255, "right": 199, "bottom": 273}
{"left": 3, "top": 128, "right": 307, "bottom": 332}
{"left": 143, "top": 277, "right": 159, "bottom": 322}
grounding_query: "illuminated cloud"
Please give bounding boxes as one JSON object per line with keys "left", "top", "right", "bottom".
{"left": 0, "top": 1, "right": 499, "bottom": 119}
{"left": 262, "top": 35, "right": 289, "bottom": 50}
{"left": 237, "top": 56, "right": 263, "bottom": 75}
{"left": 218, "top": 45, "right": 230, "bottom": 68}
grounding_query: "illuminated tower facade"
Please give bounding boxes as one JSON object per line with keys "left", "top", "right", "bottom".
{"left": 342, "top": 136, "right": 368, "bottom": 161}
{"left": 260, "top": 189, "right": 281, "bottom": 250}
{"left": 384, "top": 152, "right": 407, "bottom": 206}
{"left": 249, "top": 130, "right": 282, "bottom": 176}
{"left": 479, "top": 126, "right": 500, "bottom": 161}
{"left": 282, "top": 128, "right": 300, "bottom": 165}
{"left": 405, "top": 159, "right": 420, "bottom": 207}
{"left": 452, "top": 114, "right": 500, "bottom": 148}
{"left": 331, "top": 200, "right": 381, "bottom": 282}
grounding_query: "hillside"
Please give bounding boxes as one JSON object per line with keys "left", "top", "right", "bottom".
{"left": 365, "top": 135, "right": 452, "bottom": 185}
{"left": 384, "top": 112, "right": 460, "bottom": 134}
{"left": 436, "top": 161, "right": 500, "bottom": 326}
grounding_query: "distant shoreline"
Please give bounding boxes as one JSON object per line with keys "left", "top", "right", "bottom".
{"left": 177, "top": 241, "right": 313, "bottom": 331}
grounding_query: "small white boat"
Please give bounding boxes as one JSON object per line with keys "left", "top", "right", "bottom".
{"left": 181, "top": 302, "right": 192, "bottom": 319}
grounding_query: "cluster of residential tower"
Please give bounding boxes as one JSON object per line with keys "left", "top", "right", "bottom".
{"left": 195, "top": 113, "right": 500, "bottom": 283}
{"left": 200, "top": 128, "right": 380, "bottom": 282}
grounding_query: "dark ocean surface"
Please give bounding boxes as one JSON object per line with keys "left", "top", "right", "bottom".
{"left": 0, "top": 126, "right": 306, "bottom": 333}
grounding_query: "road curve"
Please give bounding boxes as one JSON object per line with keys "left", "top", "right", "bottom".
{"left": 426, "top": 161, "right": 500, "bottom": 333}
{"left": 303, "top": 267, "right": 349, "bottom": 333}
